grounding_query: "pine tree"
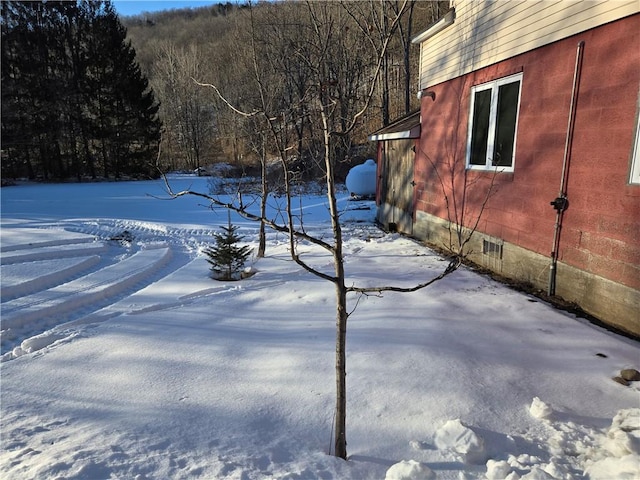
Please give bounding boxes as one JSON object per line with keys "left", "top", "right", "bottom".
{"left": 0, "top": 0, "right": 160, "bottom": 180}
{"left": 203, "top": 220, "right": 253, "bottom": 281}
{"left": 85, "top": 1, "right": 160, "bottom": 179}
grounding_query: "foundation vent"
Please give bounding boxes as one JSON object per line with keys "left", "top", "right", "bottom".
{"left": 482, "top": 238, "right": 503, "bottom": 259}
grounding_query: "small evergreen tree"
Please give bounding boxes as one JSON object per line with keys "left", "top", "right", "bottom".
{"left": 203, "top": 220, "right": 253, "bottom": 281}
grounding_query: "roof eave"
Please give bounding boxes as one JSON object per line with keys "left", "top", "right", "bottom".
{"left": 368, "top": 125, "right": 420, "bottom": 142}
{"left": 411, "top": 8, "right": 456, "bottom": 45}
{"left": 368, "top": 110, "right": 421, "bottom": 142}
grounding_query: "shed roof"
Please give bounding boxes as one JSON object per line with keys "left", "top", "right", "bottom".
{"left": 368, "top": 110, "right": 420, "bottom": 142}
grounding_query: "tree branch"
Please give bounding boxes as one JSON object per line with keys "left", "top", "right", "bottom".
{"left": 334, "top": 0, "right": 409, "bottom": 136}
{"left": 162, "top": 174, "right": 336, "bottom": 283}
{"left": 346, "top": 256, "right": 461, "bottom": 294}
{"left": 191, "top": 78, "right": 262, "bottom": 118}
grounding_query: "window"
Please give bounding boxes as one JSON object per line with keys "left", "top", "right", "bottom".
{"left": 630, "top": 107, "right": 640, "bottom": 184}
{"left": 466, "top": 73, "right": 523, "bottom": 171}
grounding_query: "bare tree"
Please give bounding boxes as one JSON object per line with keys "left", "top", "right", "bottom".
{"left": 164, "top": 1, "right": 480, "bottom": 462}
{"left": 153, "top": 43, "right": 214, "bottom": 173}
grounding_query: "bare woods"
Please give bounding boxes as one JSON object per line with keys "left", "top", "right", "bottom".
{"left": 125, "top": 1, "right": 447, "bottom": 179}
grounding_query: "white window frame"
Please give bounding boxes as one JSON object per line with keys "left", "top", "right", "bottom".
{"left": 630, "top": 104, "right": 640, "bottom": 184}
{"left": 466, "top": 73, "right": 523, "bottom": 172}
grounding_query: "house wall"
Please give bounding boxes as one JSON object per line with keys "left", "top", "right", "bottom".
{"left": 416, "top": 0, "right": 639, "bottom": 90}
{"left": 412, "top": 14, "right": 640, "bottom": 335}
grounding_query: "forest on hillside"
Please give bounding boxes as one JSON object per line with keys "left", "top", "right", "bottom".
{"left": 1, "top": 1, "right": 447, "bottom": 182}
{"left": 123, "top": 1, "right": 447, "bottom": 179}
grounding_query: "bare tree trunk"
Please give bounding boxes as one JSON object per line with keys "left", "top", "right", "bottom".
{"left": 258, "top": 133, "right": 268, "bottom": 258}
{"left": 319, "top": 95, "right": 349, "bottom": 459}
{"left": 400, "top": 1, "right": 415, "bottom": 114}
{"left": 328, "top": 146, "right": 348, "bottom": 459}
{"left": 334, "top": 282, "right": 348, "bottom": 459}
{"left": 381, "top": 0, "right": 390, "bottom": 125}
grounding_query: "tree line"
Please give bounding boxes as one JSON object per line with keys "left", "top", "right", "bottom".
{"left": 1, "top": 1, "right": 446, "bottom": 183}
{"left": 1, "top": 1, "right": 161, "bottom": 181}
{"left": 123, "top": 1, "right": 447, "bottom": 180}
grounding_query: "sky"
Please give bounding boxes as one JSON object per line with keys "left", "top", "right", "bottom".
{"left": 112, "top": 0, "right": 225, "bottom": 17}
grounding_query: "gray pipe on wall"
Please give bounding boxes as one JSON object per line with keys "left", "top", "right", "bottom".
{"left": 548, "top": 40, "right": 585, "bottom": 296}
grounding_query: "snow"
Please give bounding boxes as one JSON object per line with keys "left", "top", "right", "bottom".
{"left": 385, "top": 460, "right": 435, "bottom": 480}
{"left": 529, "top": 397, "right": 554, "bottom": 421}
{"left": 1, "top": 176, "right": 639, "bottom": 479}
{"left": 434, "top": 419, "right": 487, "bottom": 465}
{"left": 486, "top": 459, "right": 513, "bottom": 480}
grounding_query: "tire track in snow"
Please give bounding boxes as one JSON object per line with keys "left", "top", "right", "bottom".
{"left": 1, "top": 255, "right": 102, "bottom": 301}
{"left": 1, "top": 247, "right": 173, "bottom": 354}
{"left": 1, "top": 217, "right": 284, "bottom": 359}
{"left": 0, "top": 229, "right": 95, "bottom": 253}
{"left": 2, "top": 248, "right": 170, "bottom": 315}
{"left": 61, "top": 218, "right": 221, "bottom": 251}
{"left": 0, "top": 243, "right": 108, "bottom": 265}
{"left": 127, "top": 285, "right": 238, "bottom": 315}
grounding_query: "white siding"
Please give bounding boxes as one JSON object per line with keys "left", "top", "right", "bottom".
{"left": 416, "top": 0, "right": 639, "bottom": 90}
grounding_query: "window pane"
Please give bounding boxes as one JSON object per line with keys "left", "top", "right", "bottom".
{"left": 631, "top": 109, "right": 640, "bottom": 184}
{"left": 469, "top": 89, "right": 491, "bottom": 165}
{"left": 493, "top": 80, "right": 520, "bottom": 167}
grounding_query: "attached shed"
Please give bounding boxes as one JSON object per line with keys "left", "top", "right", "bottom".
{"left": 369, "top": 110, "right": 420, "bottom": 235}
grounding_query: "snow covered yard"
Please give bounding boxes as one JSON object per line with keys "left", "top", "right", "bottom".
{"left": 1, "top": 177, "right": 639, "bottom": 479}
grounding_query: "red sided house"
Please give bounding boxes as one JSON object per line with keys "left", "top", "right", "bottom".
{"left": 370, "top": 1, "right": 640, "bottom": 336}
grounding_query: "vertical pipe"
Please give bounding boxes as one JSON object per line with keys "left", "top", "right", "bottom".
{"left": 548, "top": 41, "right": 585, "bottom": 296}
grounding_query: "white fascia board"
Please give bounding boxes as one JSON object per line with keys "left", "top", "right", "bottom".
{"left": 412, "top": 8, "right": 456, "bottom": 45}
{"left": 368, "top": 125, "right": 420, "bottom": 142}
